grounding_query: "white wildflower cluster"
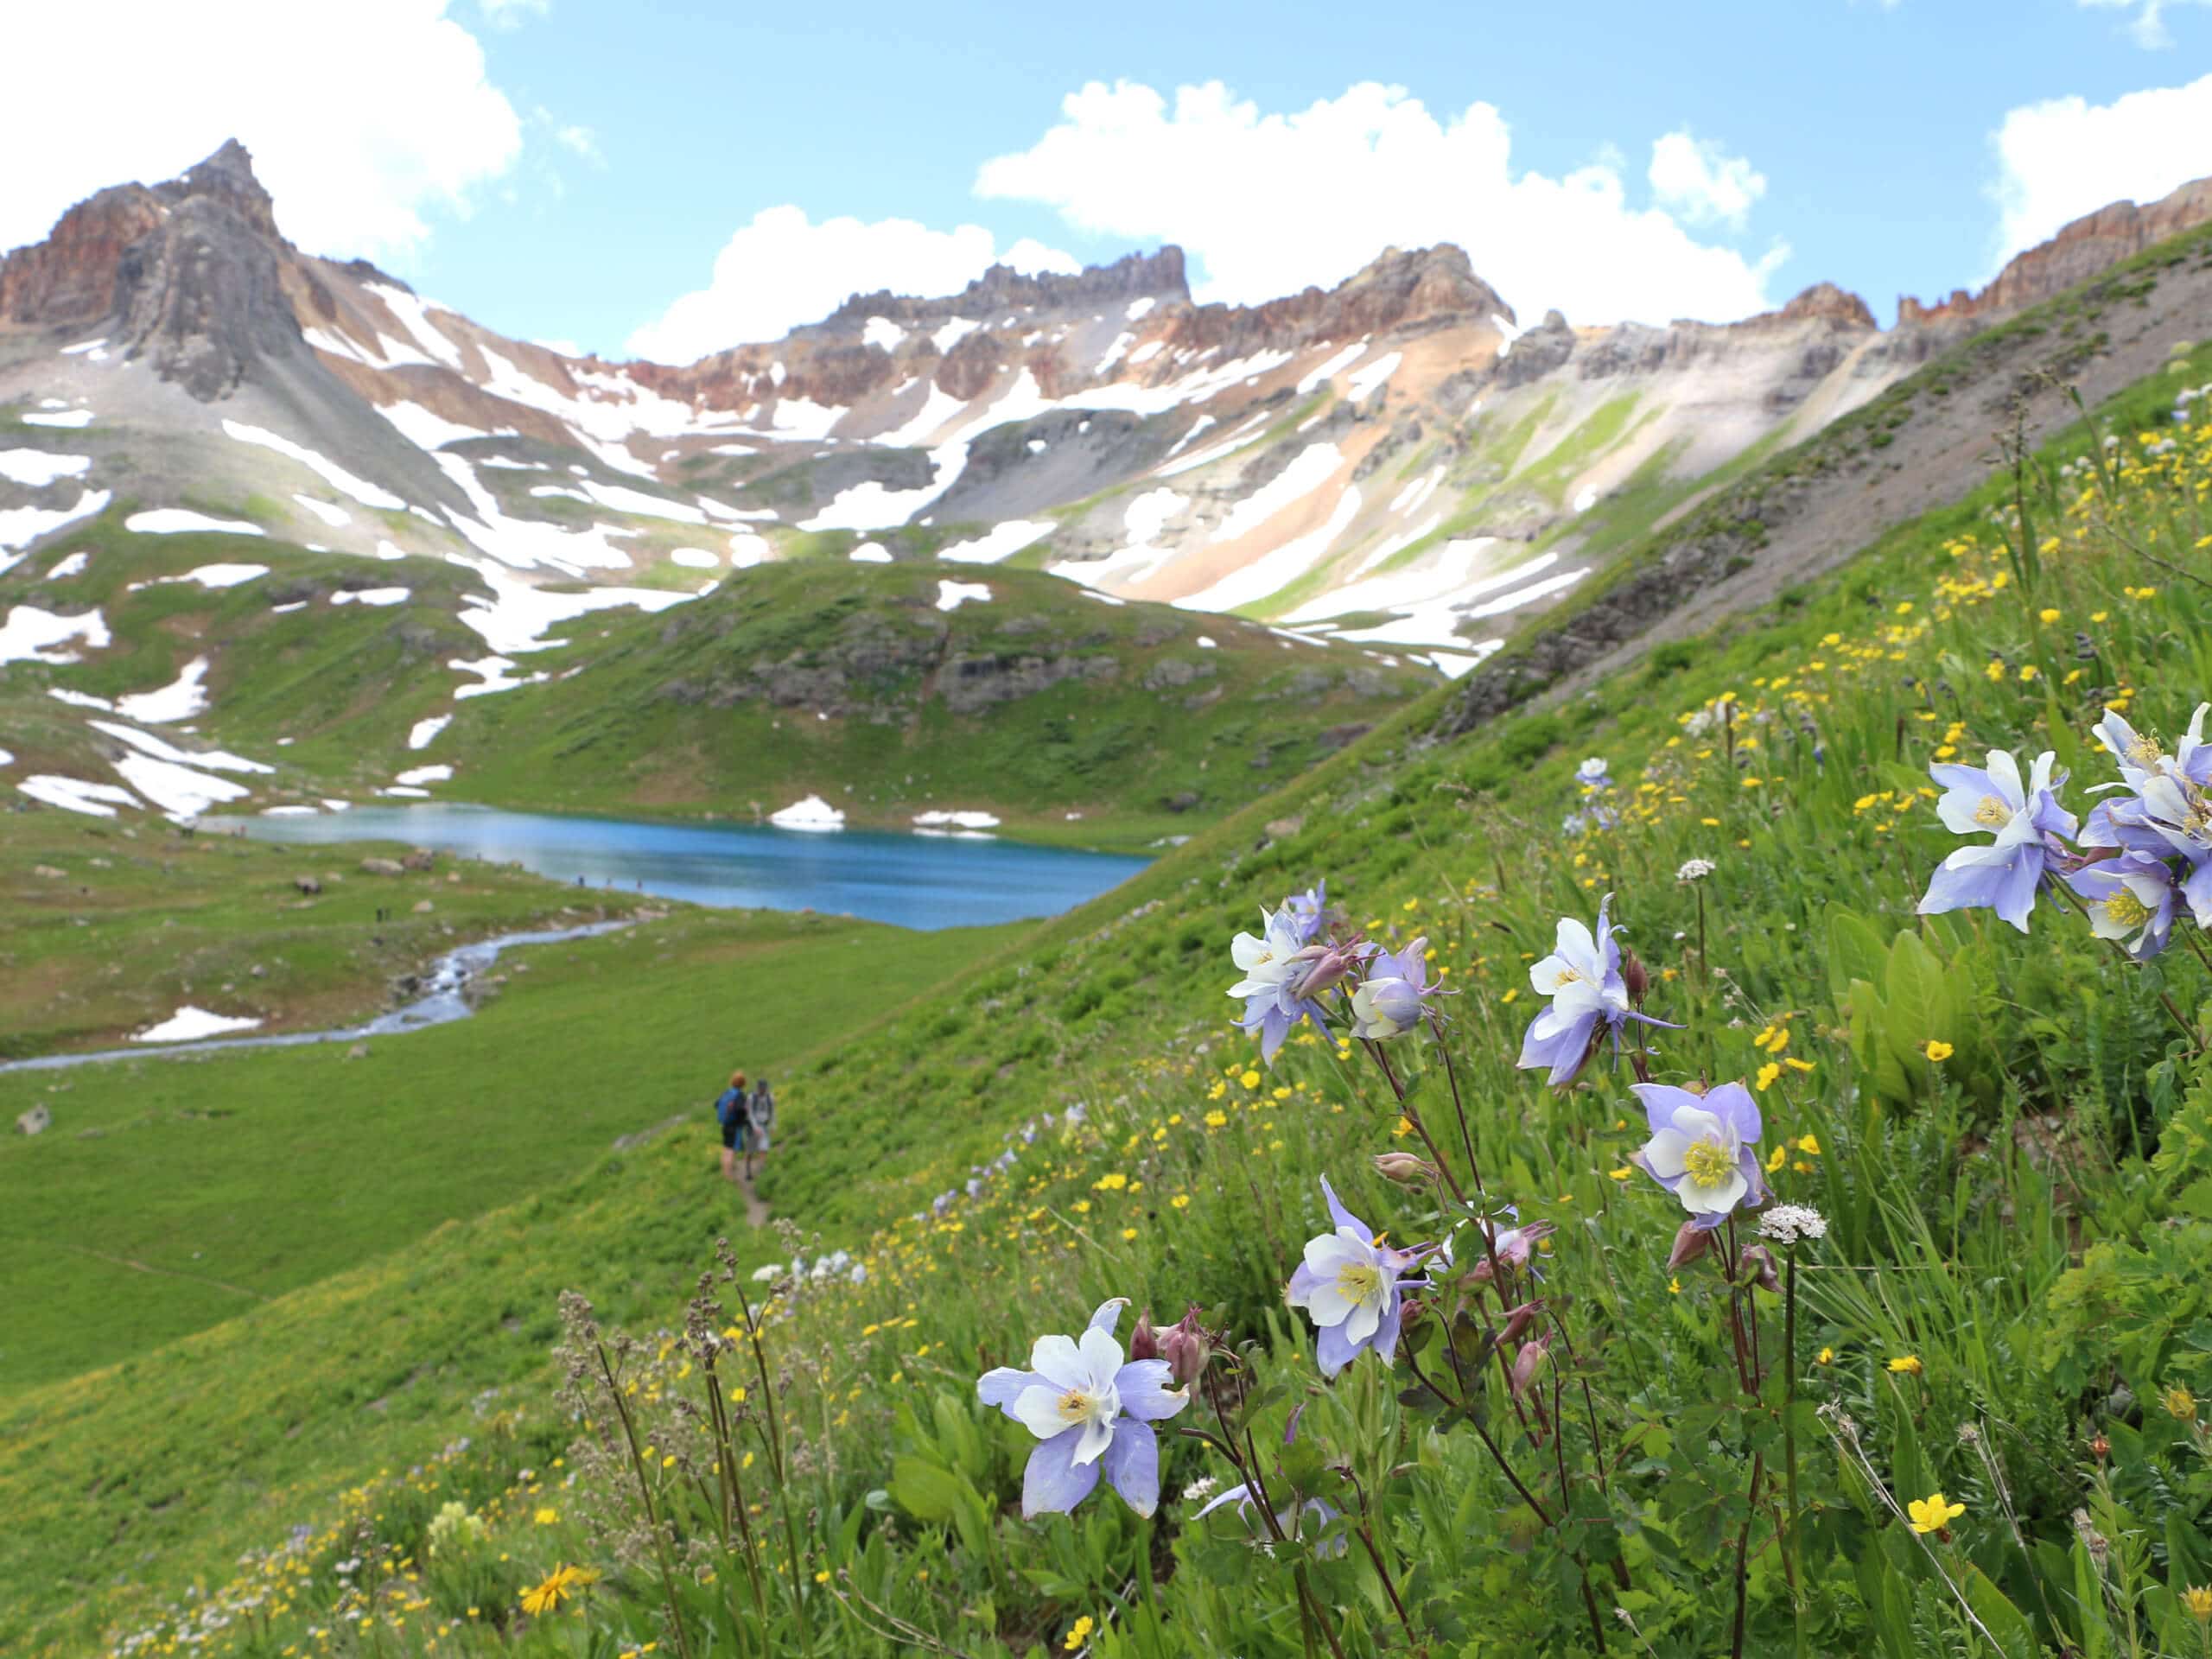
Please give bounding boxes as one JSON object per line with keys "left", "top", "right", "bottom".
{"left": 1756, "top": 1205, "right": 1828, "bottom": 1246}
{"left": 1676, "top": 857, "right": 1717, "bottom": 883}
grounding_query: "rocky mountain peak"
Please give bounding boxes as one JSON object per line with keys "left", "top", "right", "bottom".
{"left": 156, "top": 138, "right": 284, "bottom": 245}
{"left": 812, "top": 245, "right": 1191, "bottom": 340}
{"left": 1771, "top": 282, "right": 1878, "bottom": 328}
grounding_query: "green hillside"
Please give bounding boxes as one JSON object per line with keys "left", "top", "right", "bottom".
{"left": 2, "top": 518, "right": 1435, "bottom": 852}
{"left": 4, "top": 307, "right": 2210, "bottom": 1659}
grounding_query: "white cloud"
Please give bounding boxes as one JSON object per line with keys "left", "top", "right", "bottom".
{"left": 1648, "top": 130, "right": 1767, "bottom": 230}
{"left": 1986, "top": 73, "right": 2212, "bottom": 270}
{"left": 552, "top": 124, "right": 601, "bottom": 163}
{"left": 0, "top": 0, "right": 523, "bottom": 265}
{"left": 974, "top": 80, "right": 1786, "bottom": 327}
{"left": 2079, "top": 0, "right": 2210, "bottom": 47}
{"left": 479, "top": 0, "right": 549, "bottom": 26}
{"left": 627, "top": 206, "right": 1077, "bottom": 362}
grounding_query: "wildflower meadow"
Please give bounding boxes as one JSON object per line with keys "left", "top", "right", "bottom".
{"left": 67, "top": 355, "right": 2212, "bottom": 1656}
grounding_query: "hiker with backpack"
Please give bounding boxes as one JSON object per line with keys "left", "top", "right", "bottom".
{"left": 713, "top": 1069, "right": 752, "bottom": 1187}
{"left": 745, "top": 1077, "right": 775, "bottom": 1181}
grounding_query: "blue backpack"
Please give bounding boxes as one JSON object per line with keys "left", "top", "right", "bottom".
{"left": 715, "top": 1087, "right": 748, "bottom": 1129}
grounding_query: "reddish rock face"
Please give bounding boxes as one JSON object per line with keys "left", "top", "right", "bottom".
{"left": 0, "top": 184, "right": 166, "bottom": 327}
{"left": 1899, "top": 179, "right": 2212, "bottom": 325}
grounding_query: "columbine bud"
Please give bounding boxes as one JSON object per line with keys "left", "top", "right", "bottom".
{"left": 2089, "top": 1433, "right": 2111, "bottom": 1462}
{"left": 1162, "top": 1306, "right": 1211, "bottom": 1388}
{"left": 1373, "top": 1152, "right": 1437, "bottom": 1185}
{"left": 1497, "top": 1300, "right": 1545, "bottom": 1345}
{"left": 1508, "top": 1332, "right": 1553, "bottom": 1401}
{"left": 1668, "top": 1219, "right": 1713, "bottom": 1271}
{"left": 1622, "top": 947, "right": 1650, "bottom": 1007}
{"left": 1285, "top": 942, "right": 1360, "bottom": 999}
{"left": 1128, "top": 1309, "right": 1160, "bottom": 1363}
{"left": 1737, "top": 1243, "right": 1780, "bottom": 1294}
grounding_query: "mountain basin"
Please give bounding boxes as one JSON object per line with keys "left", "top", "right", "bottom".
{"left": 217, "top": 802, "right": 1152, "bottom": 932}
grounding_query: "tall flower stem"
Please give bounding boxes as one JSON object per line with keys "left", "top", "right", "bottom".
{"left": 729, "top": 1279, "right": 814, "bottom": 1654}
{"left": 1361, "top": 1037, "right": 1469, "bottom": 1205}
{"left": 1784, "top": 1249, "right": 1808, "bottom": 1659}
{"left": 1731, "top": 1455, "right": 1766, "bottom": 1659}
{"left": 1425, "top": 1014, "right": 1486, "bottom": 1195}
{"left": 594, "top": 1342, "right": 698, "bottom": 1659}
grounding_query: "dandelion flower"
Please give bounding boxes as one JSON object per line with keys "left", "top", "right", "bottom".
{"left": 1887, "top": 1355, "right": 1923, "bottom": 1376}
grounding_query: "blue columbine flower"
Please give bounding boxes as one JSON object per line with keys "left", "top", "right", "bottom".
{"left": 1631, "top": 1081, "right": 1766, "bottom": 1231}
{"left": 1228, "top": 899, "right": 1354, "bottom": 1061}
{"left": 2067, "top": 849, "right": 2183, "bottom": 959}
{"left": 1575, "top": 756, "right": 1613, "bottom": 793}
{"left": 1349, "top": 936, "right": 1440, "bottom": 1040}
{"left": 1517, "top": 895, "right": 1670, "bottom": 1086}
{"left": 1286, "top": 1178, "right": 1429, "bottom": 1376}
{"left": 1918, "top": 747, "right": 2077, "bottom": 931}
{"left": 1282, "top": 880, "right": 1329, "bottom": 944}
{"left": 976, "top": 1299, "right": 1190, "bottom": 1517}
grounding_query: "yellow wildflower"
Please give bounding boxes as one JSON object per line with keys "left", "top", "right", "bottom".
{"left": 1907, "top": 1492, "right": 1965, "bottom": 1535}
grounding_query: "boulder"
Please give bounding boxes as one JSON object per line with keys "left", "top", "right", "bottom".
{"left": 294, "top": 875, "right": 321, "bottom": 894}
{"left": 16, "top": 1105, "right": 52, "bottom": 1136}
{"left": 359, "top": 858, "right": 404, "bottom": 876}
{"left": 411, "top": 899, "right": 435, "bottom": 914}
{"left": 401, "top": 849, "right": 435, "bottom": 872}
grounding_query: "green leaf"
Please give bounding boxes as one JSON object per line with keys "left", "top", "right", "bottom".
{"left": 887, "top": 1454, "right": 965, "bottom": 1524}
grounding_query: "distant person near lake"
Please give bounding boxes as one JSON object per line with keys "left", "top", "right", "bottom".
{"left": 713, "top": 1070, "right": 751, "bottom": 1188}
{"left": 745, "top": 1077, "right": 775, "bottom": 1181}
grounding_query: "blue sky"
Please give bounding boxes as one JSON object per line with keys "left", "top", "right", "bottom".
{"left": 9, "top": 0, "right": 2212, "bottom": 359}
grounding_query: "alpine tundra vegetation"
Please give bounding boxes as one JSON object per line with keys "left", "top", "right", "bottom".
{"left": 10, "top": 303, "right": 2212, "bottom": 1659}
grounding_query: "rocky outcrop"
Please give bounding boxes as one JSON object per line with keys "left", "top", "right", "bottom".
{"left": 1159, "top": 244, "right": 1512, "bottom": 361}
{"left": 1900, "top": 178, "right": 2212, "bottom": 325}
{"left": 817, "top": 246, "right": 1191, "bottom": 336}
{"left": 1496, "top": 309, "right": 1575, "bottom": 388}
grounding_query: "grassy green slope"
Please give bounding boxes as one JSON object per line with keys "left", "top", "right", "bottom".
{"left": 6, "top": 337, "right": 2207, "bottom": 1652}
{"left": 433, "top": 561, "right": 1430, "bottom": 849}
{"left": 0, "top": 905, "right": 1016, "bottom": 1392}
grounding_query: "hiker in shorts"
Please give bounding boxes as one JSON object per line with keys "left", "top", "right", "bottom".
{"left": 713, "top": 1070, "right": 752, "bottom": 1187}
{"left": 745, "top": 1076, "right": 776, "bottom": 1181}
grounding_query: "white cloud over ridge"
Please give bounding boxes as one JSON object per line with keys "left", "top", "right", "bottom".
{"left": 1648, "top": 130, "right": 1767, "bottom": 230}
{"left": 626, "top": 207, "right": 1077, "bottom": 363}
{"left": 975, "top": 80, "right": 1789, "bottom": 327}
{"left": 1986, "top": 73, "right": 2212, "bottom": 272}
{"left": 0, "top": 0, "right": 523, "bottom": 264}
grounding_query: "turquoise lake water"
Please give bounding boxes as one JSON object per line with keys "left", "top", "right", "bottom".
{"left": 228, "top": 804, "right": 1151, "bottom": 931}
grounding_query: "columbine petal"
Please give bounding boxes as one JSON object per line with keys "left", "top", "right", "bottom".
{"left": 1643, "top": 1127, "right": 1691, "bottom": 1179}
{"left": 1029, "top": 1333, "right": 1087, "bottom": 1390}
{"left": 1022, "top": 1427, "right": 1102, "bottom": 1516}
{"left": 1010, "top": 1384, "right": 1073, "bottom": 1442}
{"left": 1101, "top": 1419, "right": 1160, "bottom": 1516}
{"left": 1114, "top": 1361, "right": 1189, "bottom": 1421}
{"left": 1319, "top": 1175, "right": 1366, "bottom": 1238}
{"left": 977, "top": 1368, "right": 1044, "bottom": 1414}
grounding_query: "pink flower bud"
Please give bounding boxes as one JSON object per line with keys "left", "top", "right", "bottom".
{"left": 1508, "top": 1332, "right": 1553, "bottom": 1400}
{"left": 1497, "top": 1300, "right": 1545, "bottom": 1345}
{"left": 1737, "top": 1243, "right": 1780, "bottom": 1294}
{"left": 1668, "top": 1219, "right": 1713, "bottom": 1272}
{"left": 1373, "top": 1152, "right": 1436, "bottom": 1185}
{"left": 1128, "top": 1309, "right": 1160, "bottom": 1362}
{"left": 1161, "top": 1305, "right": 1211, "bottom": 1388}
